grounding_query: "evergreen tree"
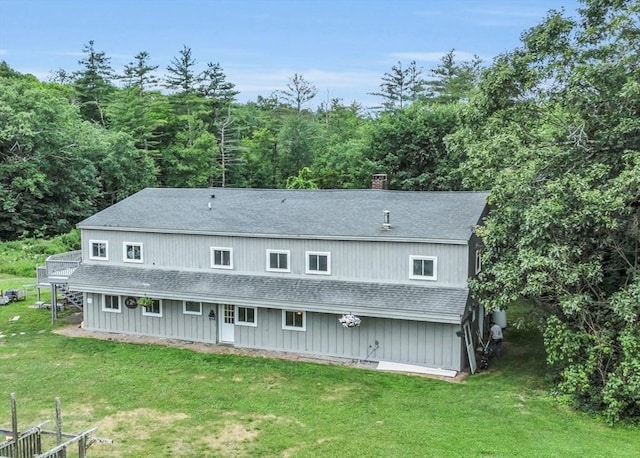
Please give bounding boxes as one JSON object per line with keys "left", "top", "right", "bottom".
{"left": 73, "top": 40, "right": 114, "bottom": 125}
{"left": 121, "top": 51, "right": 160, "bottom": 91}
{"left": 279, "top": 73, "right": 317, "bottom": 114}
{"left": 198, "top": 62, "right": 239, "bottom": 119}
{"left": 164, "top": 45, "right": 198, "bottom": 95}
{"left": 370, "top": 61, "right": 424, "bottom": 111}
{"left": 425, "top": 49, "right": 482, "bottom": 103}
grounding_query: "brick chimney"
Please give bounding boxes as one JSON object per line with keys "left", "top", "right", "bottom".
{"left": 371, "top": 174, "right": 388, "bottom": 190}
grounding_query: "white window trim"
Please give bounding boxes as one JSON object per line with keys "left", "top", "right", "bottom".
{"left": 409, "top": 255, "right": 437, "bottom": 281}
{"left": 236, "top": 306, "right": 258, "bottom": 327}
{"left": 183, "top": 300, "right": 202, "bottom": 316}
{"left": 102, "top": 294, "right": 121, "bottom": 313}
{"left": 475, "top": 249, "right": 482, "bottom": 275}
{"left": 282, "top": 310, "right": 306, "bottom": 331}
{"left": 89, "top": 240, "right": 109, "bottom": 261}
{"left": 305, "top": 251, "right": 331, "bottom": 275}
{"left": 123, "top": 242, "right": 143, "bottom": 263}
{"left": 210, "top": 247, "right": 233, "bottom": 270}
{"left": 142, "top": 299, "right": 163, "bottom": 317}
{"left": 266, "top": 249, "right": 291, "bottom": 273}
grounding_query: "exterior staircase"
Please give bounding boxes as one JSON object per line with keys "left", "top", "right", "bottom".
{"left": 36, "top": 250, "right": 83, "bottom": 311}
{"left": 57, "top": 283, "right": 84, "bottom": 310}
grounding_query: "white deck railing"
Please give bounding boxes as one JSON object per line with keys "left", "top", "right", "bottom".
{"left": 39, "top": 250, "right": 82, "bottom": 282}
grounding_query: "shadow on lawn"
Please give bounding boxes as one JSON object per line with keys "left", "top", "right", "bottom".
{"left": 483, "top": 324, "right": 549, "bottom": 391}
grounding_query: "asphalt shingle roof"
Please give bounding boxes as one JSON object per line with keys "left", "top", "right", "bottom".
{"left": 69, "top": 264, "right": 470, "bottom": 322}
{"left": 77, "top": 188, "right": 489, "bottom": 242}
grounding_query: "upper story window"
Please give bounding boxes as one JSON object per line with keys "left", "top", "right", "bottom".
{"left": 236, "top": 306, "right": 257, "bottom": 327}
{"left": 211, "top": 247, "right": 233, "bottom": 269}
{"left": 282, "top": 310, "right": 306, "bottom": 331}
{"left": 123, "top": 242, "right": 143, "bottom": 263}
{"left": 90, "top": 240, "right": 108, "bottom": 260}
{"left": 475, "top": 249, "right": 482, "bottom": 275}
{"left": 409, "top": 255, "right": 437, "bottom": 281}
{"left": 142, "top": 298, "right": 162, "bottom": 317}
{"left": 266, "top": 250, "right": 290, "bottom": 272}
{"left": 102, "top": 294, "right": 120, "bottom": 313}
{"left": 306, "top": 251, "right": 331, "bottom": 275}
{"left": 183, "top": 301, "right": 202, "bottom": 315}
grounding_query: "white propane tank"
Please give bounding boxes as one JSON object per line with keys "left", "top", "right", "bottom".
{"left": 492, "top": 309, "right": 507, "bottom": 329}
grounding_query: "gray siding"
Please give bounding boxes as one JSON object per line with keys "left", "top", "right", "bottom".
{"left": 82, "top": 230, "right": 469, "bottom": 287}
{"left": 84, "top": 292, "right": 218, "bottom": 343}
{"left": 83, "top": 293, "right": 465, "bottom": 371}
{"left": 235, "top": 308, "right": 463, "bottom": 371}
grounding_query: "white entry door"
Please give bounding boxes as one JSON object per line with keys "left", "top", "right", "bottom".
{"left": 219, "top": 304, "right": 235, "bottom": 343}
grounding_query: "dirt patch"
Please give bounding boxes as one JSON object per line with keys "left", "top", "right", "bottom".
{"left": 202, "top": 422, "right": 259, "bottom": 456}
{"left": 320, "top": 385, "right": 356, "bottom": 402}
{"left": 97, "top": 408, "right": 188, "bottom": 435}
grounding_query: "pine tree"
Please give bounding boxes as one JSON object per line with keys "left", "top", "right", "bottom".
{"left": 370, "top": 61, "right": 424, "bottom": 111}
{"left": 73, "top": 40, "right": 114, "bottom": 125}
{"left": 279, "top": 73, "right": 317, "bottom": 114}
{"left": 121, "top": 51, "right": 159, "bottom": 91}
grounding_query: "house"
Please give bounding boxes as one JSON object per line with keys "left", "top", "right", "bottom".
{"left": 40, "top": 183, "right": 489, "bottom": 375}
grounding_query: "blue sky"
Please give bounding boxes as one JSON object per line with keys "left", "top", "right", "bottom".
{"left": 0, "top": 0, "right": 580, "bottom": 107}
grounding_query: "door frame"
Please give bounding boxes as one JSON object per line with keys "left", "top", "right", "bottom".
{"left": 219, "top": 304, "right": 235, "bottom": 343}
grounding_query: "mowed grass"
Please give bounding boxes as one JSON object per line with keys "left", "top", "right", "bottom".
{"left": 1, "top": 280, "right": 639, "bottom": 457}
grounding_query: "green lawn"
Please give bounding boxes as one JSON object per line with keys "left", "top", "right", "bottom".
{"left": 1, "top": 279, "right": 639, "bottom": 457}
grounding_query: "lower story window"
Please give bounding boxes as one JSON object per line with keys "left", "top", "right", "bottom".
{"left": 103, "top": 294, "right": 120, "bottom": 312}
{"left": 184, "top": 301, "right": 202, "bottom": 315}
{"left": 142, "top": 299, "right": 162, "bottom": 317}
{"left": 236, "top": 306, "right": 257, "bottom": 326}
{"left": 283, "top": 310, "right": 306, "bottom": 331}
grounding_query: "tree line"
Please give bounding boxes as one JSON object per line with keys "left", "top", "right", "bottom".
{"left": 0, "top": 43, "right": 480, "bottom": 240}
{"left": 1, "top": 0, "right": 639, "bottom": 422}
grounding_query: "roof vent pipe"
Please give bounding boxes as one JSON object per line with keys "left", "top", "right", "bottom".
{"left": 382, "top": 210, "right": 391, "bottom": 229}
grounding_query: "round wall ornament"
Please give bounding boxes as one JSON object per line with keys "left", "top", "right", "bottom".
{"left": 124, "top": 297, "right": 138, "bottom": 309}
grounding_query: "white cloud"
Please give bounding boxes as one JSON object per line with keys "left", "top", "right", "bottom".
{"left": 475, "top": 7, "right": 551, "bottom": 19}
{"left": 228, "top": 67, "right": 380, "bottom": 98}
{"left": 54, "top": 51, "right": 86, "bottom": 58}
{"left": 389, "top": 51, "right": 479, "bottom": 63}
{"left": 0, "top": 49, "right": 8, "bottom": 56}
{"left": 465, "top": 5, "right": 561, "bottom": 27}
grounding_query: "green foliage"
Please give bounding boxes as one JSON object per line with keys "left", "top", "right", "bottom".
{"left": 370, "top": 60, "right": 424, "bottom": 111}
{"left": 424, "top": 49, "right": 483, "bottom": 103}
{"left": 72, "top": 40, "right": 115, "bottom": 125}
{"left": 460, "top": 0, "right": 640, "bottom": 421}
{"left": 0, "top": 73, "right": 101, "bottom": 239}
{"left": 105, "top": 87, "right": 169, "bottom": 154}
{"left": 276, "top": 115, "right": 324, "bottom": 186}
{"left": 365, "top": 101, "right": 464, "bottom": 190}
{"left": 0, "top": 231, "right": 79, "bottom": 276}
{"left": 278, "top": 73, "right": 317, "bottom": 114}
{"left": 1, "top": 296, "right": 640, "bottom": 455}
{"left": 285, "top": 166, "right": 318, "bottom": 189}
{"left": 160, "top": 117, "right": 218, "bottom": 187}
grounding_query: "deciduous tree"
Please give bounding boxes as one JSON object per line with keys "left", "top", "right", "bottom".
{"left": 457, "top": 0, "right": 640, "bottom": 421}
